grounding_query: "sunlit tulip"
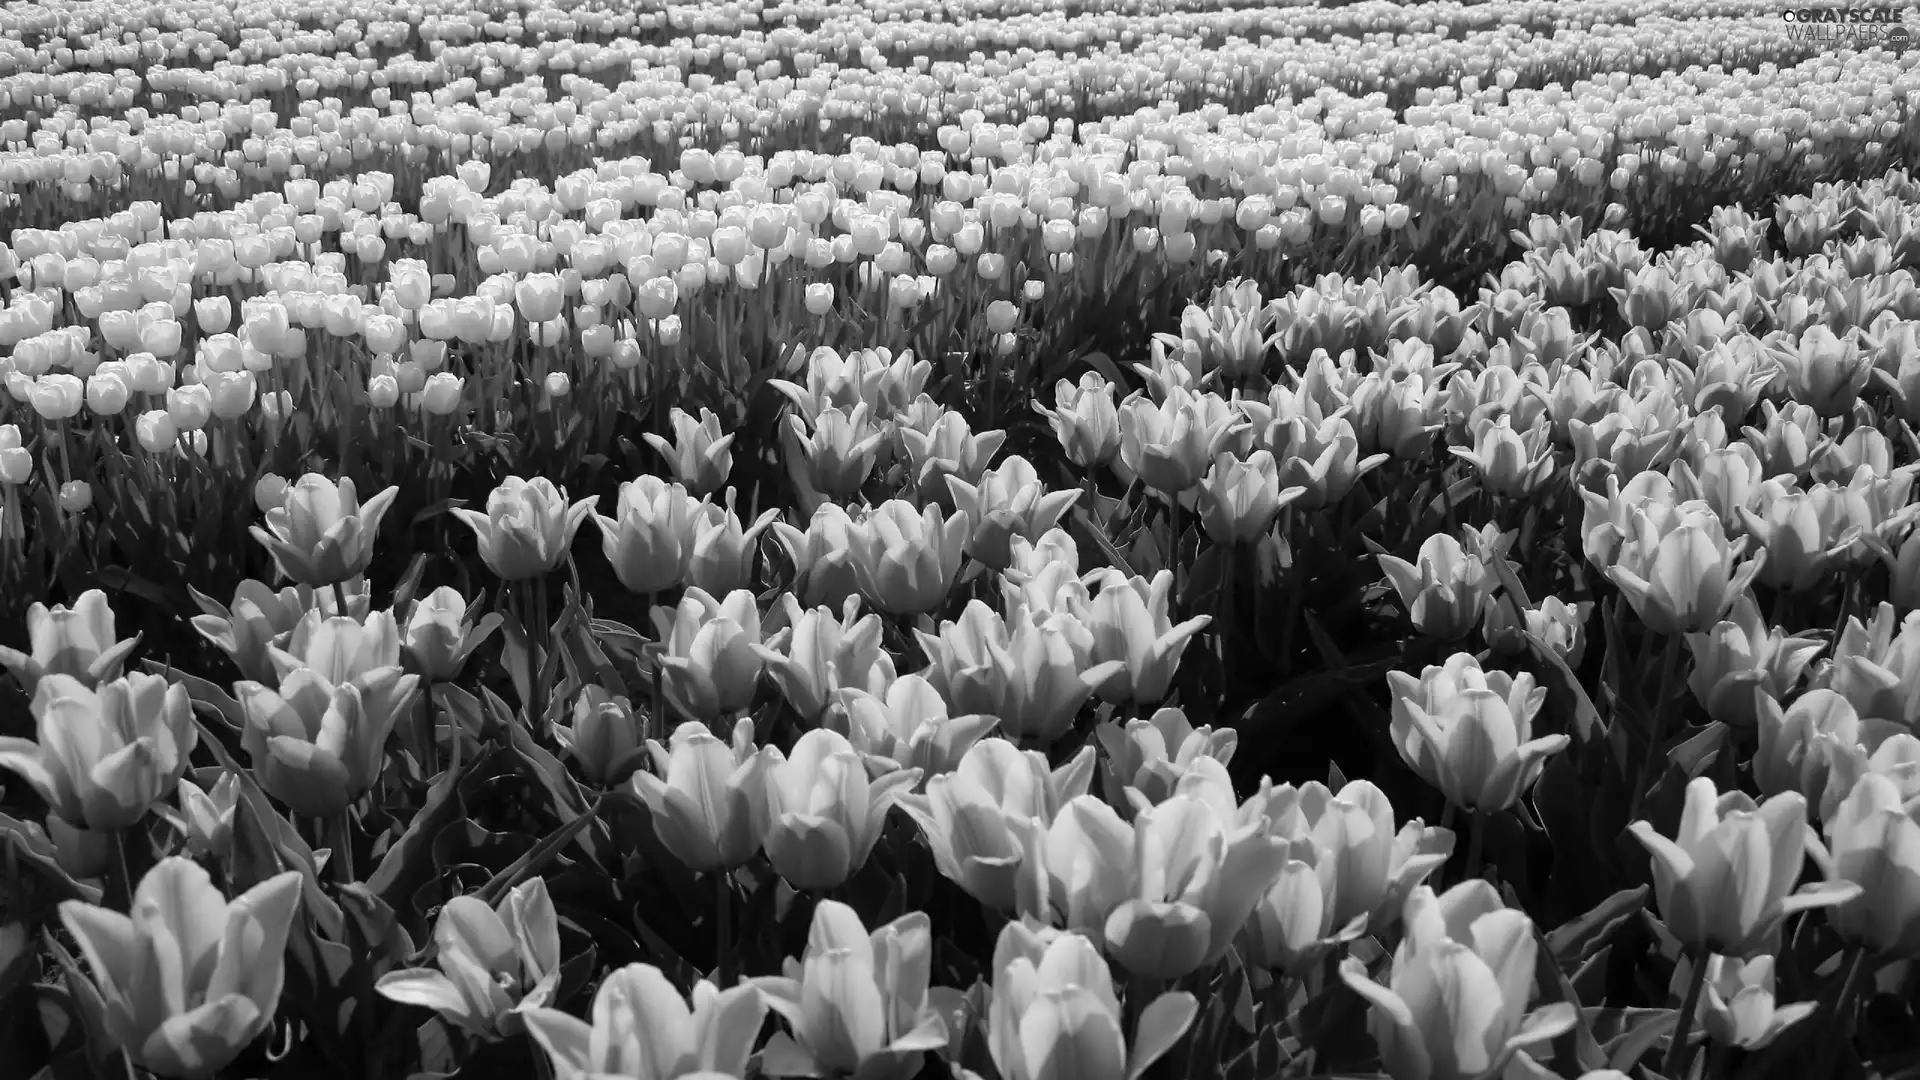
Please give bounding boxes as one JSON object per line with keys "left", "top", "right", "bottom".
{"left": 946, "top": 456, "right": 1081, "bottom": 571}
{"left": 1080, "top": 570, "right": 1211, "bottom": 705}
{"left": 762, "top": 728, "right": 919, "bottom": 891}
{"left": 644, "top": 407, "right": 735, "bottom": 497}
{"left": 684, "top": 493, "right": 779, "bottom": 597}
{"left": 555, "top": 684, "right": 647, "bottom": 787}
{"left": 1631, "top": 777, "right": 1858, "bottom": 957}
{"left": 1607, "top": 509, "right": 1762, "bottom": 635}
{"left": 1824, "top": 772, "right": 1920, "bottom": 956}
{"left": 630, "top": 718, "right": 773, "bottom": 872}
{"left": 848, "top": 499, "right": 970, "bottom": 615}
{"left": 916, "top": 600, "right": 1123, "bottom": 744}
{"left": 1452, "top": 414, "right": 1557, "bottom": 497}
{"left": 523, "top": 963, "right": 767, "bottom": 1080}
{"left": 899, "top": 407, "right": 1008, "bottom": 508}
{"left": 771, "top": 502, "right": 861, "bottom": 610}
{"left": 378, "top": 877, "right": 560, "bottom": 1037}
{"left": 753, "top": 902, "right": 951, "bottom": 1080}
{"left": 173, "top": 772, "right": 239, "bottom": 862}
{"left": 60, "top": 858, "right": 303, "bottom": 1079}
{"left": 592, "top": 475, "right": 704, "bottom": 596}
{"left": 828, "top": 675, "right": 998, "bottom": 780}
{"left": 650, "top": 588, "right": 765, "bottom": 723}
{"left": 1339, "top": 881, "right": 1576, "bottom": 1080}
{"left": 1037, "top": 372, "right": 1121, "bottom": 468}
{"left": 0, "top": 672, "right": 195, "bottom": 834}
{"left": 1117, "top": 386, "right": 1242, "bottom": 495}
{"left": 236, "top": 635, "right": 420, "bottom": 818}
{"left": 786, "top": 403, "right": 887, "bottom": 500}
{"left": 1197, "top": 450, "right": 1301, "bottom": 545}
{"left": 248, "top": 474, "right": 399, "bottom": 589}
{"left": 0, "top": 588, "right": 139, "bottom": 691}
{"left": 753, "top": 595, "right": 895, "bottom": 721}
{"left": 1670, "top": 954, "right": 1816, "bottom": 1051}
{"left": 451, "top": 476, "right": 598, "bottom": 581}
{"left": 898, "top": 739, "right": 1096, "bottom": 912}
{"left": 1685, "top": 593, "right": 1824, "bottom": 729}
{"left": 187, "top": 580, "right": 312, "bottom": 684}
{"left": 1385, "top": 654, "right": 1564, "bottom": 813}
{"left": 985, "top": 921, "right": 1197, "bottom": 1080}
{"left": 402, "top": 585, "right": 499, "bottom": 682}
{"left": 1377, "top": 533, "right": 1493, "bottom": 641}
{"left": 1096, "top": 707, "right": 1238, "bottom": 814}
{"left": 1769, "top": 325, "right": 1876, "bottom": 418}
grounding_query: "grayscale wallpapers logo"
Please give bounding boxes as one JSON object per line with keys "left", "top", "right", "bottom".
{"left": 1781, "top": 6, "right": 1918, "bottom": 48}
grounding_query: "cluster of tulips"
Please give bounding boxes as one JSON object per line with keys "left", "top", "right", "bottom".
{"left": 7, "top": 2, "right": 1920, "bottom": 1080}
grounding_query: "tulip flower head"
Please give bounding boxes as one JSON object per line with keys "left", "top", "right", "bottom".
{"left": 1339, "top": 881, "right": 1576, "bottom": 1080}
{"left": 0, "top": 672, "right": 196, "bottom": 834}
{"left": 643, "top": 406, "right": 736, "bottom": 496}
{"left": 848, "top": 499, "right": 970, "bottom": 616}
{"left": 985, "top": 921, "right": 1198, "bottom": 1080}
{"left": 188, "top": 580, "right": 314, "bottom": 685}
{"left": 402, "top": 585, "right": 500, "bottom": 682}
{"left": 592, "top": 475, "right": 705, "bottom": 596}
{"left": 522, "top": 962, "right": 767, "bottom": 1080}
{"left": 828, "top": 674, "right": 999, "bottom": 780}
{"left": 1824, "top": 771, "right": 1920, "bottom": 957}
{"left": 60, "top": 858, "right": 304, "bottom": 1079}
{"left": 1606, "top": 505, "right": 1762, "bottom": 635}
{"left": 451, "top": 476, "right": 598, "bottom": 581}
{"left": 762, "top": 727, "right": 920, "bottom": 891}
{"left": 650, "top": 587, "right": 766, "bottom": 723}
{"left": 377, "top": 877, "right": 562, "bottom": 1037}
{"left": 917, "top": 600, "right": 1124, "bottom": 745}
{"left": 1377, "top": 533, "right": 1494, "bottom": 641}
{"left": 1096, "top": 707, "right": 1239, "bottom": 815}
{"left": 752, "top": 594, "right": 896, "bottom": 722}
{"left": 1685, "top": 592, "right": 1825, "bottom": 730}
{"left": 249, "top": 474, "right": 400, "bottom": 588}
{"left": 753, "top": 901, "right": 954, "bottom": 1080}
{"left": 630, "top": 717, "right": 774, "bottom": 872}
{"left": 1672, "top": 953, "right": 1816, "bottom": 1051}
{"left": 1080, "top": 570, "right": 1212, "bottom": 706}
{"left": 1385, "top": 653, "right": 1567, "bottom": 813}
{"left": 1, "top": 589, "right": 140, "bottom": 692}
{"left": 1630, "top": 777, "right": 1859, "bottom": 957}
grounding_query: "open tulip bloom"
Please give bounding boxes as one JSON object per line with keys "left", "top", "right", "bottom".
{"left": 248, "top": 473, "right": 399, "bottom": 588}
{"left": 376, "top": 877, "right": 562, "bottom": 1037}
{"left": 522, "top": 962, "right": 767, "bottom": 1080}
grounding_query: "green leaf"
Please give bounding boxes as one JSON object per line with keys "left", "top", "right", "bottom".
{"left": 1546, "top": 887, "right": 1650, "bottom": 967}
{"left": 365, "top": 738, "right": 480, "bottom": 926}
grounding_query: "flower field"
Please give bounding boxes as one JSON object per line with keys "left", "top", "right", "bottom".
{"left": 7, "top": 0, "right": 1920, "bottom": 1077}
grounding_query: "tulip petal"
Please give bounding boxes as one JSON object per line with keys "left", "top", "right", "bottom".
{"left": 139, "top": 992, "right": 264, "bottom": 1079}
{"left": 376, "top": 968, "right": 476, "bottom": 1026}
{"left": 1127, "top": 991, "right": 1199, "bottom": 1080}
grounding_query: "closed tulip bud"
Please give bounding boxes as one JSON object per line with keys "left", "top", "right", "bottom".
{"left": 0, "top": 672, "right": 196, "bottom": 833}
{"left": 403, "top": 585, "right": 497, "bottom": 682}
{"left": 390, "top": 261, "right": 431, "bottom": 311}
{"left": 250, "top": 474, "right": 399, "bottom": 588}
{"left": 419, "top": 371, "right": 464, "bottom": 415}
{"left": 1377, "top": 532, "right": 1493, "bottom": 641}
{"left": 174, "top": 772, "right": 240, "bottom": 860}
{"left": 376, "top": 877, "right": 561, "bottom": 1037}
{"left": 523, "top": 963, "right": 767, "bottom": 1080}
{"left": 630, "top": 717, "right": 773, "bottom": 871}
{"left": 368, "top": 373, "right": 400, "bottom": 408}
{"left": 1631, "top": 777, "right": 1859, "bottom": 957}
{"left": 1339, "top": 882, "right": 1576, "bottom": 1080}
{"left": 513, "top": 272, "right": 564, "bottom": 323}
{"left": 203, "top": 370, "right": 256, "bottom": 420}
{"left": 193, "top": 295, "right": 231, "bottom": 333}
{"left": 763, "top": 727, "right": 919, "bottom": 891}
{"left": 1386, "top": 653, "right": 1567, "bottom": 812}
{"left": 58, "top": 480, "right": 91, "bottom": 512}
{"left": 32, "top": 373, "right": 84, "bottom": 420}
{"left": 643, "top": 406, "right": 734, "bottom": 497}
{"left": 650, "top": 587, "right": 766, "bottom": 723}
{"left": 555, "top": 685, "right": 648, "bottom": 787}
{"left": 86, "top": 369, "right": 131, "bottom": 414}
{"left": 751, "top": 902, "right": 953, "bottom": 1078}
{"left": 59, "top": 859, "right": 304, "bottom": 1080}
{"left": 1824, "top": 772, "right": 1920, "bottom": 956}
{"left": 803, "top": 282, "right": 834, "bottom": 315}
{"left": 451, "top": 476, "right": 598, "bottom": 582}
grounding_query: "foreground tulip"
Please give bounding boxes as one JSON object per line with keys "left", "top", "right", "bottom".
{"left": 188, "top": 580, "right": 313, "bottom": 684}
{"left": 1630, "top": 777, "right": 1858, "bottom": 957}
{"left": 1684, "top": 593, "right": 1824, "bottom": 730}
{"left": 248, "top": 473, "right": 399, "bottom": 588}
{"left": 555, "top": 684, "right": 648, "bottom": 787}
{"left": 1080, "top": 570, "right": 1211, "bottom": 706}
{"left": 1607, "top": 509, "right": 1762, "bottom": 636}
{"left": 1339, "top": 881, "right": 1576, "bottom": 1080}
{"left": 0, "top": 672, "right": 195, "bottom": 833}
{"left": 1036, "top": 372, "right": 1121, "bottom": 468}
{"left": 762, "top": 728, "right": 919, "bottom": 891}
{"left": 650, "top": 588, "right": 766, "bottom": 723}
{"left": 630, "top": 718, "right": 774, "bottom": 872}
{"left": 0, "top": 589, "right": 139, "bottom": 691}
{"left": 60, "top": 858, "right": 304, "bottom": 1079}
{"left": 985, "top": 921, "right": 1197, "bottom": 1080}
{"left": 848, "top": 499, "right": 970, "bottom": 615}
{"left": 945, "top": 456, "right": 1082, "bottom": 570}
{"left": 643, "top": 406, "right": 736, "bottom": 496}
{"left": 377, "top": 877, "right": 561, "bottom": 1037}
{"left": 591, "top": 475, "right": 704, "bottom": 596}
{"left": 899, "top": 739, "right": 1096, "bottom": 912}
{"left": 1385, "top": 654, "right": 1567, "bottom": 812}
{"left": 450, "top": 476, "right": 598, "bottom": 581}
{"left": 1824, "top": 772, "right": 1920, "bottom": 956}
{"left": 754, "top": 902, "right": 952, "bottom": 1080}
{"left": 401, "top": 585, "right": 499, "bottom": 682}
{"left": 522, "top": 962, "right": 767, "bottom": 1080}
{"left": 236, "top": 661, "right": 420, "bottom": 818}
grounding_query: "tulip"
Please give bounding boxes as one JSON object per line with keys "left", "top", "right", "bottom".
{"left": 377, "top": 877, "right": 561, "bottom": 1037}
{"left": 0, "top": 588, "right": 140, "bottom": 692}
{"left": 188, "top": 580, "right": 313, "bottom": 685}
{"left": 684, "top": 492, "right": 779, "bottom": 597}
{"left": 555, "top": 684, "right": 648, "bottom": 787}
{"left": 1684, "top": 593, "right": 1825, "bottom": 730}
{"left": 786, "top": 404, "right": 887, "bottom": 500}
{"left": 1197, "top": 451, "right": 1300, "bottom": 545}
{"left": 752, "top": 902, "right": 951, "bottom": 1080}
{"left": 0, "top": 672, "right": 196, "bottom": 834}
{"left": 650, "top": 588, "right": 765, "bottom": 723}
{"left": 402, "top": 585, "right": 499, "bottom": 682}
{"left": 236, "top": 654, "right": 420, "bottom": 818}
{"left": 848, "top": 499, "right": 970, "bottom": 615}
{"left": 629, "top": 718, "right": 774, "bottom": 872}
{"left": 1631, "top": 777, "right": 1858, "bottom": 957}
{"left": 916, "top": 600, "right": 1124, "bottom": 745}
{"left": 1377, "top": 533, "right": 1493, "bottom": 641}
{"left": 946, "top": 456, "right": 1082, "bottom": 571}
{"left": 60, "top": 858, "right": 303, "bottom": 1079}
{"left": 1385, "top": 654, "right": 1567, "bottom": 813}
{"left": 1824, "top": 772, "right": 1920, "bottom": 956}
{"left": 248, "top": 474, "right": 399, "bottom": 589}
{"left": 1753, "top": 688, "right": 1863, "bottom": 805}
{"left": 1676, "top": 953, "right": 1817, "bottom": 1051}
{"left": 898, "top": 739, "right": 1096, "bottom": 912}
{"left": 1096, "top": 707, "right": 1238, "bottom": 815}
{"left": 1607, "top": 509, "right": 1762, "bottom": 635}
{"left": 1117, "top": 385, "right": 1242, "bottom": 495}
{"left": 985, "top": 921, "right": 1197, "bottom": 1080}
{"left": 174, "top": 772, "right": 239, "bottom": 861}
{"left": 1339, "top": 881, "right": 1576, "bottom": 1080}
{"left": 592, "top": 475, "right": 704, "bottom": 596}
{"left": 771, "top": 503, "right": 861, "bottom": 610}
{"left": 1769, "top": 325, "right": 1875, "bottom": 418}
{"left": 828, "top": 675, "right": 998, "bottom": 780}
{"left": 639, "top": 406, "right": 734, "bottom": 496}
{"left": 1036, "top": 372, "right": 1121, "bottom": 468}
{"left": 899, "top": 408, "right": 1007, "bottom": 508}
{"left": 1080, "top": 570, "right": 1212, "bottom": 706}
{"left": 523, "top": 963, "right": 767, "bottom": 1080}
{"left": 762, "top": 728, "right": 919, "bottom": 891}
{"left": 752, "top": 594, "right": 895, "bottom": 721}
{"left": 450, "top": 476, "right": 598, "bottom": 581}
{"left": 1740, "top": 486, "right": 1848, "bottom": 592}
{"left": 1452, "top": 414, "right": 1557, "bottom": 497}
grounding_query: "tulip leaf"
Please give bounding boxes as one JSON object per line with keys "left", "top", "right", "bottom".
{"left": 473, "top": 796, "right": 602, "bottom": 908}
{"left": 38, "top": 931, "right": 123, "bottom": 1079}
{"left": 1531, "top": 926, "right": 1609, "bottom": 1075}
{"left": 365, "top": 738, "right": 482, "bottom": 927}
{"left": 1479, "top": 546, "right": 1604, "bottom": 743}
{"left": 497, "top": 613, "right": 535, "bottom": 717}
{"left": 0, "top": 812, "right": 100, "bottom": 906}
{"left": 1588, "top": 1006, "right": 1679, "bottom": 1073}
{"left": 1545, "top": 886, "right": 1650, "bottom": 968}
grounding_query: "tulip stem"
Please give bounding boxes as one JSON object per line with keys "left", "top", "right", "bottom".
{"left": 1463, "top": 809, "right": 1486, "bottom": 884}
{"left": 333, "top": 579, "right": 351, "bottom": 619}
{"left": 1664, "top": 950, "right": 1711, "bottom": 1080}
{"left": 105, "top": 827, "right": 136, "bottom": 914}
{"left": 714, "top": 868, "right": 735, "bottom": 988}
{"left": 1815, "top": 946, "right": 1871, "bottom": 1080}
{"left": 330, "top": 810, "right": 355, "bottom": 886}
{"left": 1631, "top": 638, "right": 1686, "bottom": 819}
